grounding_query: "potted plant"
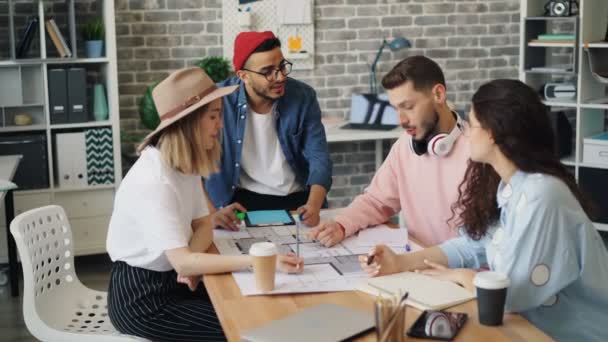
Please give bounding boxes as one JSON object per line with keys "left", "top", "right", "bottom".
{"left": 82, "top": 18, "right": 104, "bottom": 58}
{"left": 195, "top": 56, "right": 231, "bottom": 82}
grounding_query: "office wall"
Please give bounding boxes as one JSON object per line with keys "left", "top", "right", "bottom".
{"left": 114, "top": 0, "right": 522, "bottom": 206}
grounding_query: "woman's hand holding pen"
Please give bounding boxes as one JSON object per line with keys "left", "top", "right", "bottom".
{"left": 358, "top": 245, "right": 403, "bottom": 277}
{"left": 277, "top": 253, "right": 304, "bottom": 273}
{"left": 211, "top": 202, "right": 247, "bottom": 231}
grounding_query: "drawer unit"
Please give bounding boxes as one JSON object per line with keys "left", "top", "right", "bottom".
{"left": 583, "top": 132, "right": 608, "bottom": 166}
{"left": 53, "top": 190, "right": 115, "bottom": 219}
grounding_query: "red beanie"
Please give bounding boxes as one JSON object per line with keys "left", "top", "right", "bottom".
{"left": 233, "top": 31, "right": 277, "bottom": 71}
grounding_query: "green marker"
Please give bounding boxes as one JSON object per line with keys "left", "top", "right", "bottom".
{"left": 234, "top": 209, "right": 246, "bottom": 221}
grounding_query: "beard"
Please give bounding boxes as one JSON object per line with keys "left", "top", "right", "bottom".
{"left": 251, "top": 80, "right": 285, "bottom": 102}
{"left": 403, "top": 111, "right": 441, "bottom": 142}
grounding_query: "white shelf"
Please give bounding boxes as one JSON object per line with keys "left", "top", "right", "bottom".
{"left": 525, "top": 16, "right": 578, "bottom": 21}
{"left": 524, "top": 69, "right": 576, "bottom": 75}
{"left": 543, "top": 100, "right": 577, "bottom": 108}
{"left": 528, "top": 42, "right": 575, "bottom": 47}
{"left": 1, "top": 103, "right": 45, "bottom": 107}
{"left": 50, "top": 121, "right": 112, "bottom": 129}
{"left": 579, "top": 162, "right": 608, "bottom": 170}
{"left": 0, "top": 59, "right": 44, "bottom": 67}
{"left": 580, "top": 103, "right": 608, "bottom": 109}
{"left": 561, "top": 155, "right": 576, "bottom": 166}
{"left": 0, "top": 124, "right": 46, "bottom": 133}
{"left": 583, "top": 42, "right": 608, "bottom": 48}
{"left": 13, "top": 188, "right": 52, "bottom": 195}
{"left": 45, "top": 57, "right": 109, "bottom": 65}
{"left": 0, "top": 58, "right": 109, "bottom": 66}
{"left": 594, "top": 222, "right": 608, "bottom": 232}
{"left": 52, "top": 184, "right": 116, "bottom": 193}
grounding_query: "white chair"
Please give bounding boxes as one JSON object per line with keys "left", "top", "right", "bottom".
{"left": 10, "top": 205, "right": 144, "bottom": 341}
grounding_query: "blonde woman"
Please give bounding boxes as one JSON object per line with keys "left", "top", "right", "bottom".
{"left": 106, "top": 68, "right": 302, "bottom": 341}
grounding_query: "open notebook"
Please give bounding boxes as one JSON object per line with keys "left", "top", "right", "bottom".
{"left": 357, "top": 271, "right": 476, "bottom": 311}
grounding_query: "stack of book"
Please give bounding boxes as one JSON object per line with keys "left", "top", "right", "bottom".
{"left": 529, "top": 33, "right": 575, "bottom": 44}
{"left": 45, "top": 18, "right": 72, "bottom": 58}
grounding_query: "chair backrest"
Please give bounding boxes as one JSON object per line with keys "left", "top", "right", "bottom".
{"left": 10, "top": 205, "right": 81, "bottom": 328}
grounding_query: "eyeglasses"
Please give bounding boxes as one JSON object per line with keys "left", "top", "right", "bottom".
{"left": 241, "top": 60, "right": 293, "bottom": 82}
{"left": 460, "top": 122, "right": 483, "bottom": 137}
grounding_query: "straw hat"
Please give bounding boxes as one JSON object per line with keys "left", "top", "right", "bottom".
{"left": 140, "top": 67, "right": 238, "bottom": 148}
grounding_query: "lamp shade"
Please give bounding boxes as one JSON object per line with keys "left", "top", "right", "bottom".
{"left": 387, "top": 37, "right": 411, "bottom": 51}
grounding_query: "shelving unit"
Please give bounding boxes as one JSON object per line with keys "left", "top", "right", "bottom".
{"left": 520, "top": 0, "right": 608, "bottom": 232}
{"left": 0, "top": 0, "right": 121, "bottom": 262}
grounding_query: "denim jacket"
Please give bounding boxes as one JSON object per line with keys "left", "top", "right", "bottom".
{"left": 205, "top": 76, "right": 332, "bottom": 207}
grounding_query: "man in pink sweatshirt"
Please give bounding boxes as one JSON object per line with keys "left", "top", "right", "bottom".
{"left": 310, "top": 55, "right": 469, "bottom": 248}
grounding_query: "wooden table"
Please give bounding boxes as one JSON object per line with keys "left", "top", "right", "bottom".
{"left": 1, "top": 155, "right": 22, "bottom": 297}
{"left": 203, "top": 244, "right": 551, "bottom": 342}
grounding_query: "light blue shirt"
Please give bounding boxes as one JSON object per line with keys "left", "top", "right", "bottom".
{"left": 440, "top": 171, "right": 608, "bottom": 341}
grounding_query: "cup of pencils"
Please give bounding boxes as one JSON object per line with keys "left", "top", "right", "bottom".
{"left": 375, "top": 292, "right": 408, "bottom": 342}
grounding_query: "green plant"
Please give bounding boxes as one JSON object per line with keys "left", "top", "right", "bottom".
{"left": 81, "top": 18, "right": 104, "bottom": 41}
{"left": 196, "top": 56, "right": 231, "bottom": 82}
{"left": 139, "top": 82, "right": 161, "bottom": 131}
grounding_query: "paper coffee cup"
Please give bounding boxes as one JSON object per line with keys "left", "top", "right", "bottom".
{"left": 473, "top": 271, "right": 510, "bottom": 326}
{"left": 249, "top": 242, "right": 278, "bottom": 292}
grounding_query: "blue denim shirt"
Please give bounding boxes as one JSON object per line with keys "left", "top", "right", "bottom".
{"left": 205, "top": 76, "right": 332, "bottom": 208}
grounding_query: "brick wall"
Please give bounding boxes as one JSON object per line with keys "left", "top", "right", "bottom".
{"left": 114, "top": 0, "right": 522, "bottom": 207}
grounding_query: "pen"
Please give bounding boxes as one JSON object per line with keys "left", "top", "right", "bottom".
{"left": 296, "top": 217, "right": 300, "bottom": 268}
{"left": 367, "top": 254, "right": 375, "bottom": 265}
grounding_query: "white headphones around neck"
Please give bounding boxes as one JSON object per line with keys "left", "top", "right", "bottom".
{"left": 409, "top": 111, "right": 464, "bottom": 157}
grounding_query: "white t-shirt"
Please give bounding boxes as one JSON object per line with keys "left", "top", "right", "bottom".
{"left": 239, "top": 107, "right": 301, "bottom": 196}
{"left": 106, "top": 147, "right": 209, "bottom": 272}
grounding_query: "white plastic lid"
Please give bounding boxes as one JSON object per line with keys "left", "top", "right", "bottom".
{"left": 249, "top": 242, "right": 277, "bottom": 257}
{"left": 473, "top": 271, "right": 510, "bottom": 290}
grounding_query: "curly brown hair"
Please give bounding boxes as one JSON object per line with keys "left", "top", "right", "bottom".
{"left": 450, "top": 79, "right": 595, "bottom": 240}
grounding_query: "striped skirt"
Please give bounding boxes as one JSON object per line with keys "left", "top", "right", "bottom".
{"left": 108, "top": 261, "right": 226, "bottom": 341}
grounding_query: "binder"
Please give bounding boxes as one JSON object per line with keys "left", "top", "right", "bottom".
{"left": 48, "top": 19, "right": 72, "bottom": 57}
{"left": 45, "top": 19, "right": 67, "bottom": 57}
{"left": 48, "top": 69, "right": 68, "bottom": 124}
{"left": 55, "top": 132, "right": 88, "bottom": 188}
{"left": 17, "top": 17, "right": 38, "bottom": 58}
{"left": 67, "top": 68, "right": 88, "bottom": 123}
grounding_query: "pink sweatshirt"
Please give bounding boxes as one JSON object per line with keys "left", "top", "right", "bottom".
{"left": 335, "top": 133, "right": 469, "bottom": 247}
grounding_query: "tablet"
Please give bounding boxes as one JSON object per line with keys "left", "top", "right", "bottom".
{"left": 245, "top": 210, "right": 295, "bottom": 227}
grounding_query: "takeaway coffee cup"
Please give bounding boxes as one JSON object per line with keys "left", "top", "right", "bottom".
{"left": 249, "top": 242, "right": 278, "bottom": 292}
{"left": 473, "top": 271, "right": 511, "bottom": 326}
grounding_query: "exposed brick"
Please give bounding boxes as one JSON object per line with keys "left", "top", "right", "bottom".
{"left": 382, "top": 16, "right": 413, "bottom": 27}
{"left": 168, "top": 23, "right": 206, "bottom": 35}
{"left": 132, "top": 23, "right": 167, "bottom": 35}
{"left": 144, "top": 11, "right": 179, "bottom": 22}
{"left": 150, "top": 59, "right": 186, "bottom": 70}
{"left": 423, "top": 3, "right": 455, "bottom": 14}
{"left": 129, "top": 0, "right": 166, "bottom": 10}
{"left": 146, "top": 36, "right": 182, "bottom": 47}
{"left": 348, "top": 18, "right": 379, "bottom": 29}
{"left": 166, "top": 0, "right": 204, "bottom": 9}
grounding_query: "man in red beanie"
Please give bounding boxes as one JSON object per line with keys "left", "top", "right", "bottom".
{"left": 204, "top": 31, "right": 332, "bottom": 230}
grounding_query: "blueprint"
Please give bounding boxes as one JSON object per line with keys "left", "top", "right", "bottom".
{"left": 213, "top": 209, "right": 413, "bottom": 295}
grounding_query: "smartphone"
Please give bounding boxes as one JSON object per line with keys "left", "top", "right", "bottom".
{"left": 407, "top": 310, "right": 468, "bottom": 340}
